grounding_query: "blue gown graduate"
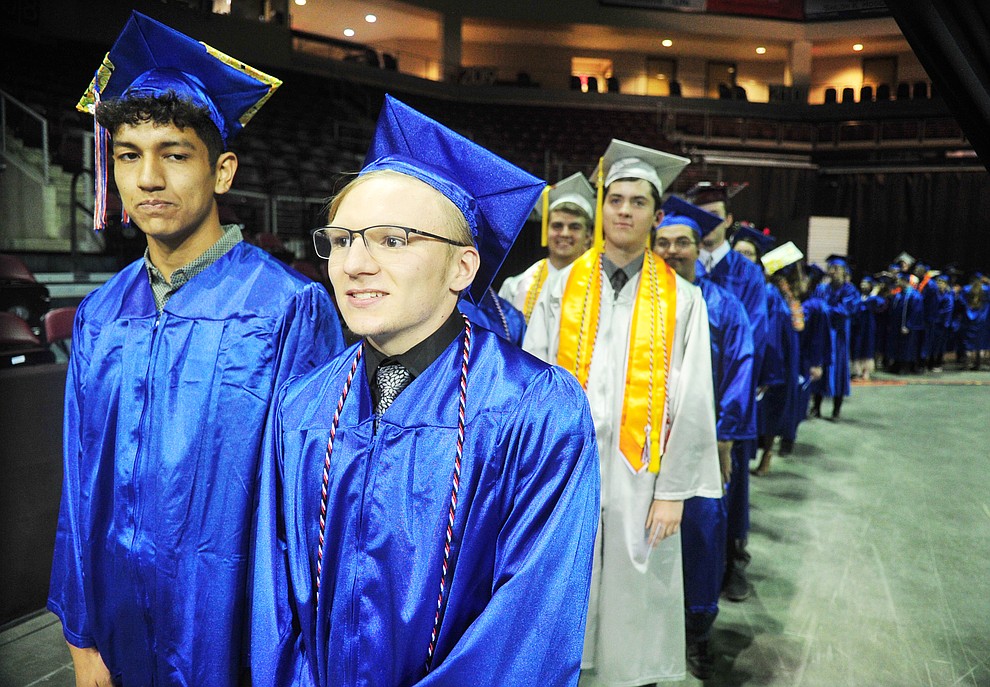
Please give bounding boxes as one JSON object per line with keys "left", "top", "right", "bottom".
{"left": 683, "top": 276, "right": 753, "bottom": 640}
{"left": 251, "top": 95, "right": 600, "bottom": 687}
{"left": 758, "top": 282, "right": 800, "bottom": 442}
{"left": 791, "top": 295, "right": 830, "bottom": 435}
{"left": 251, "top": 329, "right": 599, "bottom": 686}
{"left": 48, "top": 243, "right": 343, "bottom": 684}
{"left": 850, "top": 288, "right": 885, "bottom": 363}
{"left": 695, "top": 249, "right": 767, "bottom": 548}
{"left": 47, "top": 13, "right": 345, "bottom": 685}
{"left": 811, "top": 276, "right": 858, "bottom": 398}
{"left": 886, "top": 283, "right": 925, "bottom": 369}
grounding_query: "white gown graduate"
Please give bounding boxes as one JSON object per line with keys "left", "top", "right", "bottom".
{"left": 499, "top": 258, "right": 562, "bottom": 313}
{"left": 524, "top": 253, "right": 721, "bottom": 686}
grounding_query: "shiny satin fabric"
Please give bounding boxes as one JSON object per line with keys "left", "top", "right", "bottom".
{"left": 697, "top": 278, "right": 755, "bottom": 443}
{"left": 790, "top": 298, "right": 831, "bottom": 437}
{"left": 811, "top": 280, "right": 859, "bottom": 398}
{"left": 250, "top": 328, "right": 600, "bottom": 686}
{"left": 698, "top": 250, "right": 770, "bottom": 385}
{"left": 758, "top": 283, "right": 801, "bottom": 439}
{"left": 457, "top": 294, "right": 526, "bottom": 347}
{"left": 48, "top": 243, "right": 344, "bottom": 685}
{"left": 681, "top": 278, "right": 754, "bottom": 620}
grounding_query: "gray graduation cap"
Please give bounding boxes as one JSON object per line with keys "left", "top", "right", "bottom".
{"left": 590, "top": 139, "right": 691, "bottom": 198}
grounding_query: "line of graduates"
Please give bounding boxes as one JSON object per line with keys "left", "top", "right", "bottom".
{"left": 852, "top": 259, "right": 990, "bottom": 375}
{"left": 57, "top": 11, "right": 990, "bottom": 687}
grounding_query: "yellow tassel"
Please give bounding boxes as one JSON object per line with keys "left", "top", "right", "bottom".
{"left": 594, "top": 156, "right": 605, "bottom": 250}
{"left": 540, "top": 185, "right": 550, "bottom": 247}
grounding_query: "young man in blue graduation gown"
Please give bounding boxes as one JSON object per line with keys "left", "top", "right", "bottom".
{"left": 47, "top": 12, "right": 344, "bottom": 686}
{"left": 810, "top": 256, "right": 859, "bottom": 417}
{"left": 686, "top": 182, "right": 768, "bottom": 602}
{"left": 653, "top": 199, "right": 754, "bottom": 680}
{"left": 250, "top": 95, "right": 600, "bottom": 687}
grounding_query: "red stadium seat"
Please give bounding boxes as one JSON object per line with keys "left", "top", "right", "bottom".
{"left": 42, "top": 306, "right": 77, "bottom": 345}
{"left": 0, "top": 254, "right": 37, "bottom": 283}
{"left": 0, "top": 311, "right": 55, "bottom": 367}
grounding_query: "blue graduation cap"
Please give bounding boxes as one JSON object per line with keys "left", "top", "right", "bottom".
{"left": 362, "top": 95, "right": 546, "bottom": 304}
{"left": 77, "top": 11, "right": 282, "bottom": 231}
{"left": 826, "top": 254, "right": 851, "bottom": 270}
{"left": 658, "top": 195, "right": 722, "bottom": 238}
{"left": 807, "top": 263, "right": 826, "bottom": 281}
{"left": 732, "top": 223, "right": 776, "bottom": 256}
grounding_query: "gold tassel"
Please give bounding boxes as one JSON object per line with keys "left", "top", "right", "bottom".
{"left": 540, "top": 185, "right": 550, "bottom": 247}
{"left": 594, "top": 156, "right": 605, "bottom": 250}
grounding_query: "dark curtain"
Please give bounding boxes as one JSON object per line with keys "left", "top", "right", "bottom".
{"left": 815, "top": 171, "right": 990, "bottom": 278}
{"left": 886, "top": 1, "right": 990, "bottom": 171}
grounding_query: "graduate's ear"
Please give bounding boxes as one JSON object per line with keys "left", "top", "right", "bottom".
{"left": 447, "top": 244, "right": 480, "bottom": 295}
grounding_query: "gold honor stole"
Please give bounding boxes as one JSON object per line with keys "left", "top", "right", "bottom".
{"left": 522, "top": 259, "right": 549, "bottom": 323}
{"left": 557, "top": 248, "right": 677, "bottom": 473}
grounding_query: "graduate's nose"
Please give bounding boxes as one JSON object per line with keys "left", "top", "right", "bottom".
{"left": 340, "top": 234, "right": 379, "bottom": 276}
{"left": 136, "top": 157, "right": 166, "bottom": 191}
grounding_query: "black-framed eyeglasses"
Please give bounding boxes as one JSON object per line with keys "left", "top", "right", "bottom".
{"left": 312, "top": 225, "right": 471, "bottom": 261}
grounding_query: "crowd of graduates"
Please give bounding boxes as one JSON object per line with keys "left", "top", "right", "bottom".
{"left": 727, "top": 228, "right": 990, "bottom": 476}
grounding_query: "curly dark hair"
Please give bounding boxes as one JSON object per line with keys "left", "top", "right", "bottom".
{"left": 95, "top": 91, "right": 225, "bottom": 165}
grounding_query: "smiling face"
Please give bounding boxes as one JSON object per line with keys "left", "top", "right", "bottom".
{"left": 327, "top": 172, "right": 480, "bottom": 355}
{"left": 602, "top": 179, "right": 662, "bottom": 257}
{"left": 653, "top": 222, "right": 700, "bottom": 282}
{"left": 111, "top": 120, "right": 234, "bottom": 252}
{"left": 546, "top": 208, "right": 592, "bottom": 267}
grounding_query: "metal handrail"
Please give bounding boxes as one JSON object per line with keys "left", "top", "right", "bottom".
{"left": 0, "top": 88, "right": 50, "bottom": 184}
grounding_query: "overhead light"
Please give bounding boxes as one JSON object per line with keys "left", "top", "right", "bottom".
{"left": 756, "top": 46, "right": 767, "bottom": 55}
{"left": 294, "top": 0, "right": 305, "bottom": 5}
{"left": 662, "top": 39, "right": 673, "bottom": 47}
{"left": 343, "top": 28, "right": 355, "bottom": 37}
{"left": 853, "top": 43, "right": 864, "bottom": 51}
{"left": 365, "top": 14, "right": 377, "bottom": 23}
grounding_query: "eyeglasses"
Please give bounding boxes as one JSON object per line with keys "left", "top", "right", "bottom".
{"left": 312, "top": 225, "right": 470, "bottom": 261}
{"left": 654, "top": 236, "right": 697, "bottom": 251}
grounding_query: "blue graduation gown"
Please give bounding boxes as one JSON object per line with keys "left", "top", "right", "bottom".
{"left": 758, "top": 284, "right": 800, "bottom": 440}
{"left": 698, "top": 252, "right": 767, "bottom": 542}
{"left": 886, "top": 287, "right": 925, "bottom": 364}
{"left": 47, "top": 243, "right": 344, "bottom": 686}
{"left": 850, "top": 294, "right": 884, "bottom": 361}
{"left": 788, "top": 297, "right": 830, "bottom": 439}
{"left": 250, "top": 327, "right": 600, "bottom": 687}
{"left": 458, "top": 289, "right": 526, "bottom": 347}
{"left": 682, "top": 278, "right": 753, "bottom": 619}
{"left": 699, "top": 251, "right": 769, "bottom": 378}
{"left": 958, "top": 286, "right": 990, "bottom": 352}
{"left": 811, "top": 280, "right": 858, "bottom": 397}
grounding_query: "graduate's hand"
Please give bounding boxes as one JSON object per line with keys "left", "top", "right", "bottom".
{"left": 810, "top": 366, "right": 823, "bottom": 381}
{"left": 645, "top": 499, "right": 683, "bottom": 547}
{"left": 67, "top": 642, "right": 113, "bottom": 687}
{"left": 717, "top": 440, "right": 733, "bottom": 486}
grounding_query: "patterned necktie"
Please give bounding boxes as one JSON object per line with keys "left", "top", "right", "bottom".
{"left": 375, "top": 362, "right": 413, "bottom": 416}
{"left": 609, "top": 268, "right": 629, "bottom": 300}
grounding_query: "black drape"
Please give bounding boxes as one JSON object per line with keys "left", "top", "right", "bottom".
{"left": 886, "top": 1, "right": 990, "bottom": 171}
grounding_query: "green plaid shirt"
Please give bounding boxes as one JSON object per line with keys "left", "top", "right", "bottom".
{"left": 144, "top": 224, "right": 243, "bottom": 312}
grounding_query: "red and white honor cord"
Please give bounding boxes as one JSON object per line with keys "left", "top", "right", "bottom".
{"left": 314, "top": 317, "right": 473, "bottom": 675}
